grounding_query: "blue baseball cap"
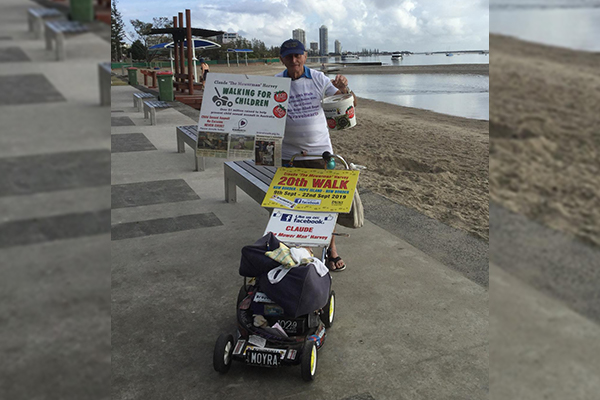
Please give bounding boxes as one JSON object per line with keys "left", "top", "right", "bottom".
{"left": 280, "top": 39, "right": 305, "bottom": 57}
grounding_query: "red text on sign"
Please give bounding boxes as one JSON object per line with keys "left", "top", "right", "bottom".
{"left": 285, "top": 226, "right": 313, "bottom": 232}
{"left": 312, "top": 179, "right": 349, "bottom": 190}
{"left": 277, "top": 176, "right": 309, "bottom": 187}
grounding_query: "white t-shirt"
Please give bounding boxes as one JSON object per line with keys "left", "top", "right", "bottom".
{"left": 275, "top": 67, "right": 339, "bottom": 160}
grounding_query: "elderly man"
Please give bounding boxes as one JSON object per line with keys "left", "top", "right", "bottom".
{"left": 276, "top": 39, "right": 357, "bottom": 272}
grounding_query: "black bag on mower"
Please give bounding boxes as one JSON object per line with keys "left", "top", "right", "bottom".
{"left": 239, "top": 232, "right": 282, "bottom": 277}
{"left": 257, "top": 263, "right": 331, "bottom": 318}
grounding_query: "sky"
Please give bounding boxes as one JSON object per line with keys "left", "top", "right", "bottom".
{"left": 116, "top": 0, "right": 489, "bottom": 52}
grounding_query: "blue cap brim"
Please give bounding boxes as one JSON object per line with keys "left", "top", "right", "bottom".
{"left": 280, "top": 49, "right": 305, "bottom": 58}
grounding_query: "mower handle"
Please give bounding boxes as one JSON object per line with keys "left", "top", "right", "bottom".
{"left": 288, "top": 151, "right": 350, "bottom": 169}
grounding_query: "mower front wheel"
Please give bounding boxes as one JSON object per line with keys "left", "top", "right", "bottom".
{"left": 213, "top": 333, "right": 234, "bottom": 374}
{"left": 301, "top": 340, "right": 318, "bottom": 381}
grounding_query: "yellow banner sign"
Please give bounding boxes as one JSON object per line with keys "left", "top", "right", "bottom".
{"left": 261, "top": 168, "right": 360, "bottom": 213}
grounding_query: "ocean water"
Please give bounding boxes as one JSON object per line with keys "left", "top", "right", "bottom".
{"left": 316, "top": 54, "right": 489, "bottom": 120}
{"left": 345, "top": 74, "right": 489, "bottom": 121}
{"left": 491, "top": 0, "right": 600, "bottom": 51}
{"left": 309, "top": 53, "right": 489, "bottom": 67}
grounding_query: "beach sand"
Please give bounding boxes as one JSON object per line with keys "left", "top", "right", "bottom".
{"left": 330, "top": 99, "right": 489, "bottom": 242}
{"left": 490, "top": 34, "right": 600, "bottom": 246}
{"left": 120, "top": 61, "right": 490, "bottom": 241}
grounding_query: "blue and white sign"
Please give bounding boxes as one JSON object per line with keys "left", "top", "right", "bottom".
{"left": 264, "top": 209, "right": 338, "bottom": 246}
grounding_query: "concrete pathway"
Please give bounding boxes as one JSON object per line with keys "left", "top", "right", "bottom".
{"left": 0, "top": 1, "right": 110, "bottom": 399}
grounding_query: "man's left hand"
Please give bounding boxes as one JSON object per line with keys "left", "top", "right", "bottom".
{"left": 331, "top": 74, "right": 349, "bottom": 93}
{"left": 331, "top": 74, "right": 357, "bottom": 106}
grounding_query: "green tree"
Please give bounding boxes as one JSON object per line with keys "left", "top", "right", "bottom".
{"left": 128, "top": 40, "right": 146, "bottom": 61}
{"left": 111, "top": 0, "right": 126, "bottom": 61}
{"left": 150, "top": 17, "right": 173, "bottom": 46}
{"left": 128, "top": 19, "right": 152, "bottom": 62}
{"left": 129, "top": 17, "right": 173, "bottom": 62}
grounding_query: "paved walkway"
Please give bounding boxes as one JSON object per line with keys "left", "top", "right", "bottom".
{"left": 0, "top": 1, "right": 109, "bottom": 399}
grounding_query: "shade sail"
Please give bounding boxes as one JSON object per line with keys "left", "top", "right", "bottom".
{"left": 149, "top": 27, "right": 224, "bottom": 39}
{"left": 149, "top": 39, "right": 221, "bottom": 50}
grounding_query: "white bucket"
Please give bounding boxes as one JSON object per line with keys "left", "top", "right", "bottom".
{"left": 322, "top": 93, "right": 356, "bottom": 131}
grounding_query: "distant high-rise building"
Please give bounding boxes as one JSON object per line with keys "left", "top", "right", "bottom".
{"left": 292, "top": 28, "right": 306, "bottom": 47}
{"left": 319, "top": 25, "right": 328, "bottom": 56}
{"left": 309, "top": 42, "right": 318, "bottom": 55}
{"left": 334, "top": 40, "right": 341, "bottom": 55}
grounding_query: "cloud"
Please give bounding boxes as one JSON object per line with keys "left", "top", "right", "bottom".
{"left": 119, "top": 0, "right": 488, "bottom": 51}
{"left": 194, "top": 0, "right": 306, "bottom": 43}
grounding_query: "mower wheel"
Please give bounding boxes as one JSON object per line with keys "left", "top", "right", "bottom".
{"left": 213, "top": 333, "right": 234, "bottom": 374}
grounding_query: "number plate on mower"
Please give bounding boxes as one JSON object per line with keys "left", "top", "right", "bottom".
{"left": 266, "top": 317, "right": 307, "bottom": 335}
{"left": 245, "top": 349, "right": 281, "bottom": 368}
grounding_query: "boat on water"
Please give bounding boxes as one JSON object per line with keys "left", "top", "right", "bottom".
{"left": 341, "top": 54, "right": 359, "bottom": 60}
{"left": 391, "top": 53, "right": 402, "bottom": 59}
{"left": 446, "top": 53, "right": 454, "bottom": 56}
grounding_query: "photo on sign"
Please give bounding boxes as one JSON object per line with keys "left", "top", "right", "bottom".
{"left": 196, "top": 131, "right": 228, "bottom": 158}
{"left": 229, "top": 133, "right": 254, "bottom": 158}
{"left": 254, "top": 134, "right": 282, "bottom": 167}
{"left": 255, "top": 140, "right": 276, "bottom": 166}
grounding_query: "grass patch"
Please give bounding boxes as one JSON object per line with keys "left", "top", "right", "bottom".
{"left": 111, "top": 75, "right": 128, "bottom": 86}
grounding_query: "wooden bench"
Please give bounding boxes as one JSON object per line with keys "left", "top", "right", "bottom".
{"left": 98, "top": 62, "right": 111, "bottom": 106}
{"left": 143, "top": 100, "right": 170, "bottom": 125}
{"left": 176, "top": 125, "right": 205, "bottom": 171}
{"left": 224, "top": 160, "right": 276, "bottom": 204}
{"left": 133, "top": 92, "right": 156, "bottom": 112}
{"left": 173, "top": 73, "right": 203, "bottom": 93}
{"left": 44, "top": 20, "right": 89, "bottom": 61}
{"left": 28, "top": 7, "right": 63, "bottom": 39}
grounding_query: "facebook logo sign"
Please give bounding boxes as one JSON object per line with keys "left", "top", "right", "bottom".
{"left": 280, "top": 214, "right": 293, "bottom": 222}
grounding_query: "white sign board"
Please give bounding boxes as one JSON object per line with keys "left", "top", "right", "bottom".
{"left": 198, "top": 73, "right": 291, "bottom": 137}
{"left": 264, "top": 209, "right": 338, "bottom": 246}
